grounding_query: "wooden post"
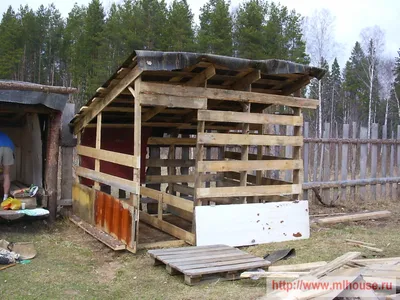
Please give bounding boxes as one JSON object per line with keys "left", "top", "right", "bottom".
{"left": 370, "top": 123, "right": 378, "bottom": 200}
{"left": 292, "top": 107, "right": 303, "bottom": 200}
{"left": 168, "top": 144, "right": 176, "bottom": 195}
{"left": 322, "top": 123, "right": 331, "bottom": 203}
{"left": 340, "top": 124, "right": 349, "bottom": 201}
{"left": 333, "top": 125, "right": 339, "bottom": 202}
{"left": 193, "top": 120, "right": 205, "bottom": 235}
{"left": 351, "top": 122, "right": 357, "bottom": 201}
{"left": 128, "top": 79, "right": 141, "bottom": 252}
{"left": 75, "top": 131, "right": 81, "bottom": 184}
{"left": 359, "top": 127, "right": 368, "bottom": 200}
{"left": 285, "top": 125, "right": 294, "bottom": 182}
{"left": 381, "top": 124, "right": 387, "bottom": 199}
{"left": 45, "top": 111, "right": 62, "bottom": 222}
{"left": 303, "top": 122, "right": 309, "bottom": 200}
{"left": 255, "top": 124, "right": 264, "bottom": 203}
{"left": 389, "top": 130, "right": 395, "bottom": 200}
{"left": 205, "top": 146, "right": 212, "bottom": 188}
{"left": 181, "top": 134, "right": 190, "bottom": 196}
{"left": 240, "top": 103, "right": 250, "bottom": 203}
{"left": 94, "top": 113, "right": 102, "bottom": 190}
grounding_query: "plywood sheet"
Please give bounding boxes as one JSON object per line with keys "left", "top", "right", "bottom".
{"left": 195, "top": 201, "right": 309, "bottom": 247}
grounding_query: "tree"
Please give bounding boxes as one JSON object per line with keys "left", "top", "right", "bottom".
{"left": 234, "top": 0, "right": 267, "bottom": 59}
{"left": 197, "top": 0, "right": 233, "bottom": 56}
{"left": 393, "top": 50, "right": 400, "bottom": 121}
{"left": 304, "top": 9, "right": 336, "bottom": 137}
{"left": 166, "top": 0, "right": 195, "bottom": 51}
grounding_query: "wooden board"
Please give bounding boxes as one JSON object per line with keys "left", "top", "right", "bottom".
{"left": 195, "top": 201, "right": 309, "bottom": 247}
{"left": 197, "top": 159, "right": 302, "bottom": 172}
{"left": 77, "top": 145, "right": 139, "bottom": 168}
{"left": 148, "top": 244, "right": 270, "bottom": 285}
{"left": 140, "top": 94, "right": 207, "bottom": 109}
{"left": 197, "top": 133, "right": 303, "bottom": 146}
{"left": 69, "top": 214, "right": 126, "bottom": 250}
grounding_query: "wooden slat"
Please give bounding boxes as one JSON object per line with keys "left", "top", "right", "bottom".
{"left": 224, "top": 171, "right": 290, "bottom": 186}
{"left": 147, "top": 137, "right": 196, "bottom": 146}
{"left": 184, "top": 260, "right": 269, "bottom": 276}
{"left": 75, "top": 167, "right": 138, "bottom": 194}
{"left": 145, "top": 174, "right": 218, "bottom": 184}
{"left": 371, "top": 123, "right": 378, "bottom": 200}
{"left": 197, "top": 133, "right": 303, "bottom": 146}
{"left": 77, "top": 145, "right": 138, "bottom": 168}
{"left": 197, "top": 159, "right": 303, "bottom": 172}
{"left": 390, "top": 130, "right": 395, "bottom": 200}
{"left": 196, "top": 184, "right": 302, "bottom": 199}
{"left": 139, "top": 211, "right": 195, "bottom": 245}
{"left": 322, "top": 123, "right": 331, "bottom": 203}
{"left": 94, "top": 113, "right": 102, "bottom": 190}
{"left": 141, "top": 187, "right": 193, "bottom": 213}
{"left": 140, "top": 82, "right": 319, "bottom": 109}
{"left": 351, "top": 122, "right": 357, "bottom": 200}
{"left": 157, "top": 248, "right": 241, "bottom": 259}
{"left": 171, "top": 184, "right": 194, "bottom": 196}
{"left": 382, "top": 124, "right": 388, "bottom": 199}
{"left": 74, "top": 66, "right": 142, "bottom": 133}
{"left": 340, "top": 124, "right": 349, "bottom": 200}
{"left": 197, "top": 110, "right": 303, "bottom": 126}
{"left": 176, "top": 257, "right": 263, "bottom": 271}
{"left": 140, "top": 94, "right": 207, "bottom": 109}
{"left": 146, "top": 159, "right": 195, "bottom": 168}
{"left": 359, "top": 127, "right": 368, "bottom": 200}
{"left": 303, "top": 122, "right": 309, "bottom": 200}
{"left": 148, "top": 244, "right": 229, "bottom": 255}
{"left": 224, "top": 151, "right": 289, "bottom": 161}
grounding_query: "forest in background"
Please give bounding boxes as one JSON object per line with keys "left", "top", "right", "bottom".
{"left": 0, "top": 0, "right": 399, "bottom": 137}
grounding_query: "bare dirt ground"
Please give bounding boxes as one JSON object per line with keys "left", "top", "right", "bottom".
{"left": 0, "top": 199, "right": 399, "bottom": 300}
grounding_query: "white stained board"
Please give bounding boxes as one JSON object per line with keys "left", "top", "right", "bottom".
{"left": 195, "top": 201, "right": 310, "bottom": 247}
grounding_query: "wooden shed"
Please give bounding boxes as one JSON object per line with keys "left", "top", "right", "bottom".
{"left": 0, "top": 81, "right": 77, "bottom": 221}
{"left": 70, "top": 51, "right": 325, "bottom": 253}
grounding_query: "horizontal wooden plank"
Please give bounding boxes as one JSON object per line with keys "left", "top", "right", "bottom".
{"left": 197, "top": 110, "right": 303, "bottom": 126}
{"left": 140, "top": 93, "right": 207, "bottom": 109}
{"left": 77, "top": 145, "right": 138, "bottom": 168}
{"left": 173, "top": 257, "right": 263, "bottom": 271}
{"left": 146, "top": 159, "right": 195, "bottom": 168}
{"left": 75, "top": 167, "right": 138, "bottom": 194}
{"left": 157, "top": 248, "right": 241, "bottom": 259}
{"left": 148, "top": 244, "right": 229, "bottom": 256}
{"left": 147, "top": 137, "right": 196, "bottom": 146}
{"left": 198, "top": 133, "right": 303, "bottom": 146}
{"left": 197, "top": 159, "right": 303, "bottom": 172}
{"left": 139, "top": 211, "right": 195, "bottom": 245}
{"left": 196, "top": 184, "right": 302, "bottom": 199}
{"left": 140, "top": 82, "right": 319, "bottom": 109}
{"left": 137, "top": 240, "right": 187, "bottom": 250}
{"left": 224, "top": 151, "right": 289, "bottom": 161}
{"left": 184, "top": 261, "right": 270, "bottom": 276}
{"left": 141, "top": 187, "right": 193, "bottom": 213}
{"left": 171, "top": 184, "right": 194, "bottom": 196}
{"left": 224, "top": 171, "right": 291, "bottom": 186}
{"left": 145, "top": 174, "right": 219, "bottom": 184}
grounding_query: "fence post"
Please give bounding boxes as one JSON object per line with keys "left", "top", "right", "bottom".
{"left": 351, "top": 122, "right": 357, "bottom": 201}
{"left": 303, "top": 122, "right": 309, "bottom": 200}
{"left": 370, "top": 124, "right": 378, "bottom": 200}
{"left": 390, "top": 130, "right": 395, "bottom": 200}
{"left": 359, "top": 127, "right": 368, "bottom": 200}
{"left": 381, "top": 124, "right": 387, "bottom": 200}
{"left": 322, "top": 123, "right": 331, "bottom": 203}
{"left": 340, "top": 124, "right": 349, "bottom": 201}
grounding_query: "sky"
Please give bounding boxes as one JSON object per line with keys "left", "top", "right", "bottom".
{"left": 0, "top": 0, "right": 399, "bottom": 68}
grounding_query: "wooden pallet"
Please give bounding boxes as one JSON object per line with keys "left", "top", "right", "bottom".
{"left": 148, "top": 244, "right": 270, "bottom": 285}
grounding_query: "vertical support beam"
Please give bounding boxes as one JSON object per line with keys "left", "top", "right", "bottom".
{"left": 340, "top": 124, "right": 349, "bottom": 201}
{"left": 303, "top": 122, "right": 309, "bottom": 200}
{"left": 370, "top": 123, "right": 378, "bottom": 200}
{"left": 255, "top": 124, "right": 264, "bottom": 203}
{"left": 168, "top": 144, "right": 176, "bottom": 195}
{"left": 157, "top": 193, "right": 163, "bottom": 220}
{"left": 45, "top": 111, "right": 62, "bottom": 222}
{"left": 193, "top": 120, "right": 205, "bottom": 234}
{"left": 240, "top": 102, "right": 250, "bottom": 203}
{"left": 359, "top": 127, "right": 368, "bottom": 200}
{"left": 284, "top": 125, "right": 294, "bottom": 182}
{"left": 381, "top": 124, "right": 387, "bottom": 199}
{"left": 205, "top": 147, "right": 212, "bottom": 188}
{"left": 61, "top": 147, "right": 74, "bottom": 202}
{"left": 292, "top": 107, "right": 303, "bottom": 200}
{"left": 128, "top": 80, "right": 141, "bottom": 252}
{"left": 181, "top": 134, "right": 190, "bottom": 196}
{"left": 75, "top": 131, "right": 81, "bottom": 184}
{"left": 147, "top": 130, "right": 162, "bottom": 214}
{"left": 94, "top": 113, "right": 102, "bottom": 190}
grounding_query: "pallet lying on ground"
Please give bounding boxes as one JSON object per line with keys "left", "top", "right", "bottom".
{"left": 148, "top": 244, "right": 270, "bottom": 285}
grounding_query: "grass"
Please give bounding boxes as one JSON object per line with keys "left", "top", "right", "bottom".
{"left": 0, "top": 200, "right": 399, "bottom": 300}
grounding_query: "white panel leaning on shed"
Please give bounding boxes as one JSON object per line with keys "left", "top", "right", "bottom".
{"left": 195, "top": 201, "right": 310, "bottom": 247}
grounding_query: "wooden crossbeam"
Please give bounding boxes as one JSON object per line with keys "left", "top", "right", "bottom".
{"left": 140, "top": 82, "right": 319, "bottom": 109}
{"left": 74, "top": 66, "right": 142, "bottom": 134}
{"left": 231, "top": 70, "right": 261, "bottom": 90}
{"left": 197, "top": 133, "right": 303, "bottom": 146}
{"left": 141, "top": 187, "right": 193, "bottom": 213}
{"left": 142, "top": 106, "right": 167, "bottom": 122}
{"left": 76, "top": 145, "right": 139, "bottom": 168}
{"left": 185, "top": 65, "right": 216, "bottom": 87}
{"left": 197, "top": 159, "right": 303, "bottom": 172}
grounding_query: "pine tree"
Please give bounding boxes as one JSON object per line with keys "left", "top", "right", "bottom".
{"left": 234, "top": 0, "right": 267, "bottom": 59}
{"left": 197, "top": 0, "right": 233, "bottom": 56}
{"left": 394, "top": 50, "right": 400, "bottom": 120}
{"left": 166, "top": 0, "right": 195, "bottom": 52}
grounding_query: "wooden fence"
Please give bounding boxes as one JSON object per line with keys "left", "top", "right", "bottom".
{"left": 303, "top": 122, "right": 400, "bottom": 203}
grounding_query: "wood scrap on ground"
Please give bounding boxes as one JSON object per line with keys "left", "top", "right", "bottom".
{"left": 312, "top": 210, "right": 391, "bottom": 225}
{"left": 0, "top": 263, "right": 16, "bottom": 271}
{"left": 345, "top": 239, "right": 384, "bottom": 253}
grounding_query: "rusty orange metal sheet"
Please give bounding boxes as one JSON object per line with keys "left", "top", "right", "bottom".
{"left": 94, "top": 191, "right": 132, "bottom": 245}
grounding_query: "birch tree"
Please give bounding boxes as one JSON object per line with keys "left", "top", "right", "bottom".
{"left": 304, "top": 9, "right": 336, "bottom": 137}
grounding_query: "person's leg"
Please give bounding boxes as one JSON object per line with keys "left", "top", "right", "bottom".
{"left": 2, "top": 147, "right": 14, "bottom": 201}
{"left": 2, "top": 165, "right": 10, "bottom": 200}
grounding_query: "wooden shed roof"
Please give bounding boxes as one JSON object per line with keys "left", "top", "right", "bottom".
{"left": 71, "top": 51, "right": 325, "bottom": 132}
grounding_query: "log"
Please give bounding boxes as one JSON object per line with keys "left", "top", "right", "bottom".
{"left": 0, "top": 81, "right": 78, "bottom": 94}
{"left": 314, "top": 211, "right": 391, "bottom": 225}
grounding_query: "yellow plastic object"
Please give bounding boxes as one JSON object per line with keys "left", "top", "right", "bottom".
{"left": 10, "top": 199, "right": 22, "bottom": 210}
{"left": 1, "top": 198, "right": 12, "bottom": 210}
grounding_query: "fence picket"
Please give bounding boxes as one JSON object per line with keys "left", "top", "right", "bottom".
{"left": 303, "top": 122, "right": 309, "bottom": 200}
{"left": 359, "top": 127, "right": 368, "bottom": 200}
{"left": 340, "top": 124, "right": 349, "bottom": 200}
{"left": 381, "top": 124, "right": 387, "bottom": 199}
{"left": 390, "top": 131, "right": 395, "bottom": 200}
{"left": 322, "top": 123, "right": 331, "bottom": 203}
{"left": 370, "top": 124, "right": 378, "bottom": 200}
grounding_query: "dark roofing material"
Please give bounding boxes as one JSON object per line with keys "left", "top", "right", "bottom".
{"left": 0, "top": 80, "right": 69, "bottom": 112}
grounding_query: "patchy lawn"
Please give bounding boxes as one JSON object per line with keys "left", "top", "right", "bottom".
{"left": 0, "top": 200, "right": 399, "bottom": 300}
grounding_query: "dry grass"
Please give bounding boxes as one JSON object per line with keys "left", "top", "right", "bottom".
{"left": 0, "top": 200, "right": 399, "bottom": 300}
